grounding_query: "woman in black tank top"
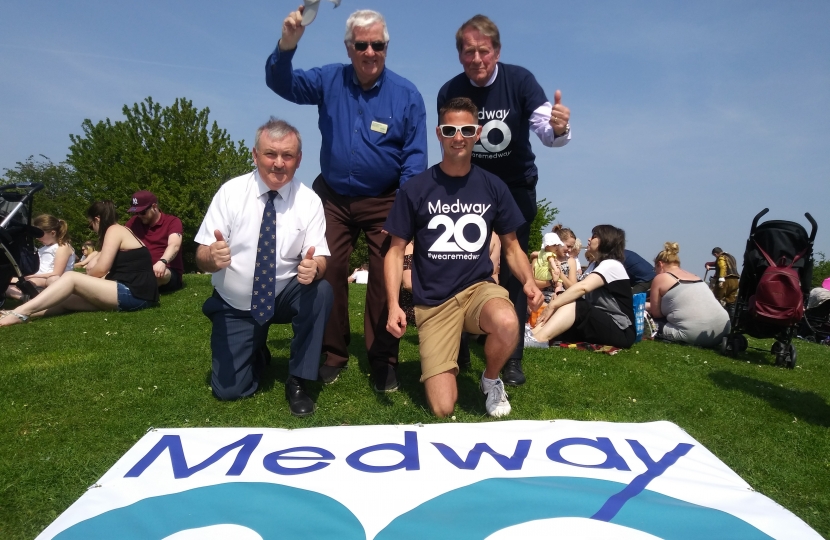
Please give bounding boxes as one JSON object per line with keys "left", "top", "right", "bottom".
{"left": 1, "top": 201, "right": 158, "bottom": 327}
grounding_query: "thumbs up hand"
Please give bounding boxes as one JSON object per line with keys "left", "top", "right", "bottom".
{"left": 210, "top": 229, "right": 232, "bottom": 269}
{"left": 549, "top": 89, "right": 571, "bottom": 136}
{"left": 298, "top": 246, "right": 318, "bottom": 285}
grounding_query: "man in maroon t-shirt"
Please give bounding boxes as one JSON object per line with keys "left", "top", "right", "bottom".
{"left": 126, "top": 190, "right": 184, "bottom": 292}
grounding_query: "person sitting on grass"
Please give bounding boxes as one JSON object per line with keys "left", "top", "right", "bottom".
{"left": 570, "top": 237, "right": 583, "bottom": 279}
{"left": 73, "top": 240, "right": 99, "bottom": 270}
{"left": 531, "top": 229, "right": 578, "bottom": 298}
{"left": 348, "top": 263, "right": 369, "bottom": 284}
{"left": 550, "top": 224, "right": 578, "bottom": 291}
{"left": 529, "top": 224, "right": 636, "bottom": 349}
{"left": 0, "top": 201, "right": 158, "bottom": 326}
{"left": 623, "top": 249, "right": 656, "bottom": 295}
{"left": 530, "top": 232, "right": 565, "bottom": 303}
{"left": 648, "top": 242, "right": 730, "bottom": 347}
{"left": 5, "top": 214, "right": 76, "bottom": 301}
{"left": 384, "top": 97, "right": 543, "bottom": 418}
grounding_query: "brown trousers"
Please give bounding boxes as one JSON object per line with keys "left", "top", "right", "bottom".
{"left": 313, "top": 176, "right": 399, "bottom": 369}
{"left": 715, "top": 276, "right": 740, "bottom": 305}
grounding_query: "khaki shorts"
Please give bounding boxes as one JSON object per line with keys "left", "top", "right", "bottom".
{"left": 414, "top": 281, "right": 511, "bottom": 382}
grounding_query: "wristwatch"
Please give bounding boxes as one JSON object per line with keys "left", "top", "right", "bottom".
{"left": 160, "top": 258, "right": 169, "bottom": 266}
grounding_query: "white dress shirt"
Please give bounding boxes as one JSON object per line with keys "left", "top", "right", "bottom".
{"left": 195, "top": 171, "right": 330, "bottom": 311}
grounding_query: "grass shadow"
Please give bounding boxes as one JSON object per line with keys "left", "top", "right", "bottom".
{"left": 708, "top": 370, "right": 830, "bottom": 427}
{"left": 738, "top": 346, "right": 778, "bottom": 365}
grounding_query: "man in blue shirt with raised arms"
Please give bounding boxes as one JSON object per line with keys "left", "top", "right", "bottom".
{"left": 266, "top": 6, "right": 428, "bottom": 393}
{"left": 438, "top": 15, "right": 572, "bottom": 387}
{"left": 384, "top": 98, "right": 543, "bottom": 418}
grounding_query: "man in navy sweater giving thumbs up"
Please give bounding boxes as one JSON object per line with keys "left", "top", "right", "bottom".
{"left": 196, "top": 118, "right": 332, "bottom": 417}
{"left": 438, "top": 14, "right": 572, "bottom": 387}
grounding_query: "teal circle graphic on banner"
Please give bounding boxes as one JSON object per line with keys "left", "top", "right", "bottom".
{"left": 53, "top": 477, "right": 773, "bottom": 539}
{"left": 376, "top": 477, "right": 773, "bottom": 540}
{"left": 52, "top": 482, "right": 365, "bottom": 540}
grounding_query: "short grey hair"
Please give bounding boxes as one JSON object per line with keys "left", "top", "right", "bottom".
{"left": 255, "top": 117, "right": 302, "bottom": 153}
{"left": 344, "top": 10, "right": 389, "bottom": 43}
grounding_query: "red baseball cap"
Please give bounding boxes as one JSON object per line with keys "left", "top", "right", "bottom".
{"left": 128, "top": 191, "right": 158, "bottom": 213}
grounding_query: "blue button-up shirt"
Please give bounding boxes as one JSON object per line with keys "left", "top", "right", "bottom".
{"left": 266, "top": 47, "right": 428, "bottom": 198}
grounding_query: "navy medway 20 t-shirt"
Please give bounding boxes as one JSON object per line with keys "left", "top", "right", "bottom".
{"left": 384, "top": 164, "right": 526, "bottom": 307}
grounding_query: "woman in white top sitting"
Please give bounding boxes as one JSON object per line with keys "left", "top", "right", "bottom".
{"left": 5, "top": 214, "right": 76, "bottom": 300}
{"left": 348, "top": 263, "right": 369, "bottom": 284}
{"left": 531, "top": 224, "right": 636, "bottom": 348}
{"left": 648, "top": 242, "right": 730, "bottom": 347}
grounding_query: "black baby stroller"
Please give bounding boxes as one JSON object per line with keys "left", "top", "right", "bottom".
{"left": 799, "top": 287, "right": 830, "bottom": 344}
{"left": 0, "top": 182, "right": 45, "bottom": 309}
{"left": 720, "top": 208, "right": 817, "bottom": 368}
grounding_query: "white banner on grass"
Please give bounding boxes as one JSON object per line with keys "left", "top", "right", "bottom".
{"left": 36, "top": 420, "right": 819, "bottom": 540}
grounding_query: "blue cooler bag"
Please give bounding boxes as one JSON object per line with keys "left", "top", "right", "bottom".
{"left": 633, "top": 292, "right": 646, "bottom": 343}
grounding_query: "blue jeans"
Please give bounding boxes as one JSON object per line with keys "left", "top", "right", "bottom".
{"left": 116, "top": 282, "right": 153, "bottom": 312}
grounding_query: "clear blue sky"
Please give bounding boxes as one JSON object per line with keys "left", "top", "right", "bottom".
{"left": 2, "top": 0, "right": 828, "bottom": 273}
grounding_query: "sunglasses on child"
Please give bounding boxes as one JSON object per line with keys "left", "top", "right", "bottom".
{"left": 438, "top": 124, "right": 479, "bottom": 138}
{"left": 352, "top": 41, "right": 386, "bottom": 52}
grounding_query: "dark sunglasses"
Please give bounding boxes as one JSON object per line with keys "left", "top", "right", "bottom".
{"left": 138, "top": 207, "right": 153, "bottom": 216}
{"left": 439, "top": 124, "right": 479, "bottom": 138}
{"left": 353, "top": 41, "right": 386, "bottom": 52}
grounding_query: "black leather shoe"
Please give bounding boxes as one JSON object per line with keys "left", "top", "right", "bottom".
{"left": 372, "top": 363, "right": 399, "bottom": 393}
{"left": 258, "top": 344, "right": 272, "bottom": 366}
{"left": 285, "top": 376, "right": 316, "bottom": 417}
{"left": 502, "top": 359, "right": 526, "bottom": 387}
{"left": 318, "top": 364, "right": 346, "bottom": 384}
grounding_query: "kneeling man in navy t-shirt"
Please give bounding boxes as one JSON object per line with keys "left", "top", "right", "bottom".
{"left": 384, "top": 97, "right": 543, "bottom": 418}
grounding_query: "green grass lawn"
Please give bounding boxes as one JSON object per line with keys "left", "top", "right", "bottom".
{"left": 2, "top": 274, "right": 829, "bottom": 538}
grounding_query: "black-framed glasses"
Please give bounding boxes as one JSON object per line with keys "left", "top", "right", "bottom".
{"left": 439, "top": 124, "right": 479, "bottom": 138}
{"left": 353, "top": 41, "right": 386, "bottom": 52}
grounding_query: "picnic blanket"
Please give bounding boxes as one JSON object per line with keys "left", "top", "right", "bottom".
{"left": 549, "top": 341, "right": 623, "bottom": 355}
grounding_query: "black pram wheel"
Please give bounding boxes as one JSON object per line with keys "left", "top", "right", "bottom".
{"left": 736, "top": 335, "right": 748, "bottom": 353}
{"left": 721, "top": 336, "right": 739, "bottom": 358}
{"left": 727, "top": 337, "right": 741, "bottom": 358}
{"left": 785, "top": 344, "right": 797, "bottom": 369}
{"left": 772, "top": 341, "right": 786, "bottom": 366}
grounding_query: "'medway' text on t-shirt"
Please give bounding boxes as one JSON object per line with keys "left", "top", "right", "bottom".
{"left": 384, "top": 164, "right": 525, "bottom": 306}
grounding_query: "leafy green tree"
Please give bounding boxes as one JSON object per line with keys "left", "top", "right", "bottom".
{"left": 2, "top": 156, "right": 95, "bottom": 249}
{"left": 813, "top": 252, "right": 830, "bottom": 289}
{"left": 349, "top": 231, "right": 369, "bottom": 272}
{"left": 67, "top": 97, "right": 253, "bottom": 270}
{"left": 528, "top": 198, "right": 559, "bottom": 256}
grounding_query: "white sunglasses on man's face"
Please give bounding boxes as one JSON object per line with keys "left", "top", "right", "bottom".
{"left": 439, "top": 124, "right": 479, "bottom": 138}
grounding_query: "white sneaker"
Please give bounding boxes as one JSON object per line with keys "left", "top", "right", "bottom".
{"left": 480, "top": 377, "right": 512, "bottom": 417}
{"left": 524, "top": 324, "right": 548, "bottom": 349}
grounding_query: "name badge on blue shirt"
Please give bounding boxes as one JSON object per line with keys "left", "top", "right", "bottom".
{"left": 370, "top": 121, "right": 388, "bottom": 134}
